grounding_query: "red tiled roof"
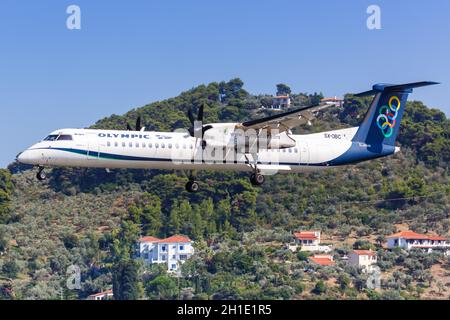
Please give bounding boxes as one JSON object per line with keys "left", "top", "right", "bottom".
{"left": 274, "top": 95, "right": 290, "bottom": 99}
{"left": 89, "top": 289, "right": 113, "bottom": 297}
{"left": 353, "top": 250, "right": 376, "bottom": 256}
{"left": 321, "top": 97, "right": 343, "bottom": 102}
{"left": 294, "top": 231, "right": 319, "bottom": 240}
{"left": 387, "top": 230, "right": 447, "bottom": 241}
{"left": 309, "top": 255, "right": 334, "bottom": 266}
{"left": 158, "top": 235, "right": 191, "bottom": 243}
{"left": 139, "top": 236, "right": 160, "bottom": 242}
{"left": 427, "top": 236, "right": 447, "bottom": 241}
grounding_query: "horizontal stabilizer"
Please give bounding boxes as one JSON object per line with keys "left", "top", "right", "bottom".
{"left": 354, "top": 81, "right": 439, "bottom": 97}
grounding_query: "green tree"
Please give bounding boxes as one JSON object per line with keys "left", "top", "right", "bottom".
{"left": 312, "top": 280, "right": 327, "bottom": 295}
{"left": 112, "top": 260, "right": 140, "bottom": 300}
{"left": 146, "top": 275, "right": 178, "bottom": 300}
{"left": 2, "top": 260, "right": 19, "bottom": 279}
{"left": 0, "top": 169, "right": 13, "bottom": 223}
{"left": 141, "top": 195, "right": 163, "bottom": 236}
{"left": 168, "top": 201, "right": 182, "bottom": 235}
{"left": 276, "top": 83, "right": 291, "bottom": 96}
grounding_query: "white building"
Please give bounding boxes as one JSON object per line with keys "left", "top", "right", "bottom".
{"left": 138, "top": 235, "right": 194, "bottom": 272}
{"left": 348, "top": 250, "right": 377, "bottom": 272}
{"left": 387, "top": 231, "right": 449, "bottom": 253}
{"left": 87, "top": 289, "right": 114, "bottom": 300}
{"left": 320, "top": 97, "right": 344, "bottom": 107}
{"left": 271, "top": 95, "right": 291, "bottom": 110}
{"left": 291, "top": 230, "right": 332, "bottom": 253}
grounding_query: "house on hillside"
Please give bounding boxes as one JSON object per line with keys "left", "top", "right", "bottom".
{"left": 308, "top": 254, "right": 335, "bottom": 266}
{"left": 289, "top": 230, "right": 332, "bottom": 253}
{"left": 87, "top": 289, "right": 114, "bottom": 300}
{"left": 387, "top": 230, "right": 449, "bottom": 253}
{"left": 137, "top": 235, "right": 194, "bottom": 272}
{"left": 271, "top": 95, "right": 291, "bottom": 110}
{"left": 320, "top": 97, "right": 344, "bottom": 107}
{"left": 348, "top": 250, "right": 377, "bottom": 272}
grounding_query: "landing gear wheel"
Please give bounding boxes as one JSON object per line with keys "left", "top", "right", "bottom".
{"left": 250, "top": 173, "right": 265, "bottom": 186}
{"left": 36, "top": 168, "right": 47, "bottom": 181}
{"left": 185, "top": 180, "right": 199, "bottom": 193}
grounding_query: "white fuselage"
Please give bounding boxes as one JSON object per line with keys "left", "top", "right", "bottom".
{"left": 18, "top": 126, "right": 360, "bottom": 174}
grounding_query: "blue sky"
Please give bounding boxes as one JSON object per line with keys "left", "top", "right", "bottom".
{"left": 0, "top": 0, "right": 449, "bottom": 168}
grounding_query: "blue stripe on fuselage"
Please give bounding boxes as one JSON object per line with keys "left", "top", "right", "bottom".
{"left": 30, "top": 146, "right": 395, "bottom": 167}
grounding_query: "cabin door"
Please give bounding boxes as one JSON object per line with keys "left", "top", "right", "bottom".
{"left": 299, "top": 141, "right": 309, "bottom": 165}
{"left": 87, "top": 133, "right": 100, "bottom": 160}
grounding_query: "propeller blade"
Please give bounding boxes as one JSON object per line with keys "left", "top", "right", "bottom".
{"left": 136, "top": 116, "right": 142, "bottom": 131}
{"left": 202, "top": 125, "right": 213, "bottom": 135}
{"left": 197, "top": 104, "right": 204, "bottom": 122}
{"left": 188, "top": 108, "right": 195, "bottom": 125}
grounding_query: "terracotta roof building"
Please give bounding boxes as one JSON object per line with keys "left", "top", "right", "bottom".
{"left": 309, "top": 254, "right": 335, "bottom": 266}
{"left": 138, "top": 235, "right": 194, "bottom": 272}
{"left": 387, "top": 230, "right": 449, "bottom": 252}
{"left": 292, "top": 230, "right": 332, "bottom": 253}
{"left": 87, "top": 289, "right": 114, "bottom": 301}
{"left": 348, "top": 250, "right": 377, "bottom": 272}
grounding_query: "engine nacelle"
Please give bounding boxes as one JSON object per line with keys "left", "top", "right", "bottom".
{"left": 202, "top": 124, "right": 296, "bottom": 151}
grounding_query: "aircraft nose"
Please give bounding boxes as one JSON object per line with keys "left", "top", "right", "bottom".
{"left": 16, "top": 150, "right": 35, "bottom": 165}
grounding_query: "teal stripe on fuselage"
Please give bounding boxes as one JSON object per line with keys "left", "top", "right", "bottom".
{"left": 31, "top": 147, "right": 332, "bottom": 167}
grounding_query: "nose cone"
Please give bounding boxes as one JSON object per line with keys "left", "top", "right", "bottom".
{"left": 17, "top": 150, "right": 38, "bottom": 165}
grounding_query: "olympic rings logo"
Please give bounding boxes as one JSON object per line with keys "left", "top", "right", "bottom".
{"left": 376, "top": 96, "right": 401, "bottom": 138}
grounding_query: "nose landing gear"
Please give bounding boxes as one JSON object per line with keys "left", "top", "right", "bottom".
{"left": 36, "top": 167, "right": 47, "bottom": 181}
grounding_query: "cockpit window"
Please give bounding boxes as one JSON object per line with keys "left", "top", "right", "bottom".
{"left": 43, "top": 135, "right": 59, "bottom": 141}
{"left": 43, "top": 134, "right": 73, "bottom": 141}
{"left": 57, "top": 135, "right": 73, "bottom": 141}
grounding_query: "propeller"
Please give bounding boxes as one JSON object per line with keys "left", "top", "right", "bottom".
{"left": 126, "top": 116, "right": 143, "bottom": 131}
{"left": 187, "top": 105, "right": 212, "bottom": 147}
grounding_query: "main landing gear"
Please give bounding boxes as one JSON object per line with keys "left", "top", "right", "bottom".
{"left": 250, "top": 172, "right": 265, "bottom": 186}
{"left": 245, "top": 153, "right": 265, "bottom": 186}
{"left": 184, "top": 170, "right": 200, "bottom": 193}
{"left": 36, "top": 167, "right": 47, "bottom": 181}
{"left": 185, "top": 180, "right": 200, "bottom": 193}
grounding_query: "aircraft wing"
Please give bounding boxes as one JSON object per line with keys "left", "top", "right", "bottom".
{"left": 238, "top": 103, "right": 331, "bottom": 133}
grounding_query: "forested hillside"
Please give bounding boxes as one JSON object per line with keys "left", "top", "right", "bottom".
{"left": 0, "top": 79, "right": 449, "bottom": 300}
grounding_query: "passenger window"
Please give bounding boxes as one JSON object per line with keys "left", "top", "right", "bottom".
{"left": 294, "top": 148, "right": 298, "bottom": 153}
{"left": 122, "top": 142, "right": 126, "bottom": 147}
{"left": 161, "top": 143, "right": 165, "bottom": 148}
{"left": 129, "top": 142, "right": 133, "bottom": 148}
{"left": 155, "top": 143, "right": 159, "bottom": 148}
{"left": 168, "top": 143, "right": 172, "bottom": 149}
{"left": 107, "top": 141, "right": 111, "bottom": 147}
{"left": 114, "top": 142, "right": 118, "bottom": 147}
{"left": 288, "top": 149, "right": 292, "bottom": 153}
{"left": 135, "top": 142, "right": 139, "bottom": 148}
{"left": 183, "top": 144, "right": 186, "bottom": 149}
{"left": 175, "top": 144, "right": 179, "bottom": 149}
{"left": 142, "top": 142, "right": 146, "bottom": 148}
{"left": 149, "top": 143, "right": 152, "bottom": 148}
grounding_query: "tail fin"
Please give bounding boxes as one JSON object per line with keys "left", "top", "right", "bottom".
{"left": 352, "top": 81, "right": 439, "bottom": 147}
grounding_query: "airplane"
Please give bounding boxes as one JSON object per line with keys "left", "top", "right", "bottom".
{"left": 17, "top": 81, "right": 438, "bottom": 193}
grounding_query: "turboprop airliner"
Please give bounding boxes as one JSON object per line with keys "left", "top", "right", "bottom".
{"left": 17, "top": 81, "right": 438, "bottom": 192}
